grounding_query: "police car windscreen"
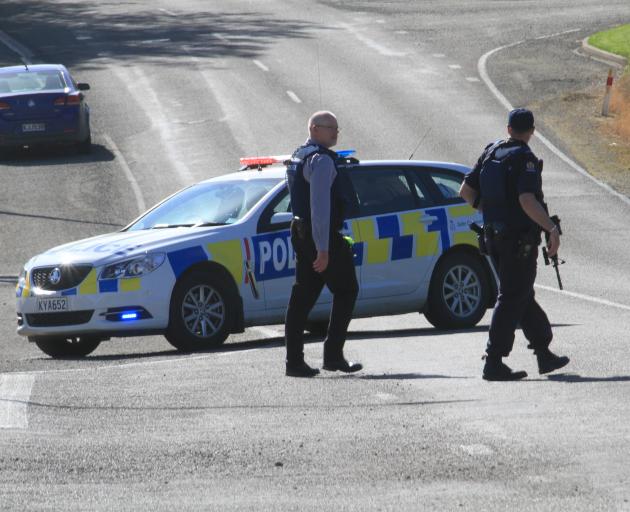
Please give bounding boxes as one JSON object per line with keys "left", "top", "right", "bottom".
{"left": 127, "top": 179, "right": 281, "bottom": 231}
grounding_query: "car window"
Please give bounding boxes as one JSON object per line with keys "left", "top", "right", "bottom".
{"left": 272, "top": 189, "right": 291, "bottom": 214}
{"left": 430, "top": 171, "right": 463, "bottom": 200}
{"left": 0, "top": 70, "right": 67, "bottom": 93}
{"left": 257, "top": 187, "right": 292, "bottom": 233}
{"left": 349, "top": 168, "right": 416, "bottom": 217}
{"left": 127, "top": 178, "right": 280, "bottom": 230}
{"left": 405, "top": 171, "right": 434, "bottom": 209}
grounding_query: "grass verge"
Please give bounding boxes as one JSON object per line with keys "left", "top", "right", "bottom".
{"left": 589, "top": 24, "right": 630, "bottom": 61}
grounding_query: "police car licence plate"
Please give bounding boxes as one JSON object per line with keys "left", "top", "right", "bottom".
{"left": 37, "top": 297, "right": 69, "bottom": 312}
{"left": 22, "top": 123, "right": 45, "bottom": 132}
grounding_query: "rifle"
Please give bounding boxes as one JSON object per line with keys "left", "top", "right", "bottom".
{"left": 541, "top": 214, "right": 565, "bottom": 290}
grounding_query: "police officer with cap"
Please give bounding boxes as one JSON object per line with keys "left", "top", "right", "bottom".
{"left": 460, "top": 108, "right": 570, "bottom": 381}
{"left": 284, "top": 111, "right": 362, "bottom": 377}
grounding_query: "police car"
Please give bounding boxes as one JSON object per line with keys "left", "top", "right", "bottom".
{"left": 16, "top": 151, "right": 493, "bottom": 358}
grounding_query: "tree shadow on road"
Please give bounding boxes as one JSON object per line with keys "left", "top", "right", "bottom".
{"left": 0, "top": 0, "right": 321, "bottom": 69}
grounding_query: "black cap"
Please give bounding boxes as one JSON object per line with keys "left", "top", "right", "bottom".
{"left": 508, "top": 108, "right": 535, "bottom": 132}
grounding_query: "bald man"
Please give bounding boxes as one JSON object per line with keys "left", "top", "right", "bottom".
{"left": 284, "top": 111, "right": 362, "bottom": 377}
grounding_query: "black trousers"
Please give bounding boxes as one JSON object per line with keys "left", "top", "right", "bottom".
{"left": 285, "top": 220, "right": 359, "bottom": 364}
{"left": 486, "top": 235, "right": 553, "bottom": 358}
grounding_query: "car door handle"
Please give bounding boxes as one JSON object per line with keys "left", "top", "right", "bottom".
{"left": 419, "top": 214, "right": 438, "bottom": 224}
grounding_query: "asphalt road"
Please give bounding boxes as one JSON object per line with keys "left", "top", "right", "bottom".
{"left": 1, "top": 1, "right": 630, "bottom": 510}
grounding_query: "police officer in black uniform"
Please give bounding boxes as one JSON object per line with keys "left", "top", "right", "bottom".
{"left": 284, "top": 111, "right": 362, "bottom": 378}
{"left": 460, "top": 108, "right": 570, "bottom": 381}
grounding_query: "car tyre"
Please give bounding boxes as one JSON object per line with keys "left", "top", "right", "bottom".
{"left": 31, "top": 336, "right": 101, "bottom": 358}
{"left": 424, "top": 251, "right": 489, "bottom": 330}
{"left": 165, "top": 270, "right": 235, "bottom": 352}
{"left": 76, "top": 130, "right": 92, "bottom": 154}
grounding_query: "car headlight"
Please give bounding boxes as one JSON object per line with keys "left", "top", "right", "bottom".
{"left": 17, "top": 267, "right": 27, "bottom": 286}
{"left": 100, "top": 253, "right": 166, "bottom": 279}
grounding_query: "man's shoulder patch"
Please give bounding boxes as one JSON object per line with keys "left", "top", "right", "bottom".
{"left": 525, "top": 160, "right": 537, "bottom": 173}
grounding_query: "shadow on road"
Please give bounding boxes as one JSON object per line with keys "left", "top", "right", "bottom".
{"left": 0, "top": 208, "right": 123, "bottom": 228}
{"left": 544, "top": 373, "right": 630, "bottom": 383}
{"left": 355, "top": 372, "right": 472, "bottom": 380}
{"left": 0, "top": 143, "right": 115, "bottom": 166}
{"left": 0, "top": 0, "right": 321, "bottom": 69}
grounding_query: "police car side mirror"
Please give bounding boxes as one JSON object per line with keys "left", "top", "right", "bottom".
{"left": 270, "top": 212, "right": 293, "bottom": 225}
{"left": 77, "top": 83, "right": 90, "bottom": 91}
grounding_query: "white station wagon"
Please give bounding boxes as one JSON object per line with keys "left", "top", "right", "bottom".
{"left": 16, "top": 152, "right": 494, "bottom": 357}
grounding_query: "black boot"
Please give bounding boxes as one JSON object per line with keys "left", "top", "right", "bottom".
{"left": 482, "top": 355, "right": 527, "bottom": 381}
{"left": 536, "top": 348, "right": 570, "bottom": 375}
{"left": 286, "top": 360, "right": 320, "bottom": 378}
{"left": 322, "top": 358, "right": 363, "bottom": 373}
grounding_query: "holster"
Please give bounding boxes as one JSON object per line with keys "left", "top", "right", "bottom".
{"left": 292, "top": 217, "right": 310, "bottom": 240}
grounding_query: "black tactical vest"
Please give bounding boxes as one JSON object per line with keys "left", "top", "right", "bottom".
{"left": 286, "top": 143, "right": 349, "bottom": 232}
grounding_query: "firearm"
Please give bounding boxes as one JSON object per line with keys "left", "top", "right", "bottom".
{"left": 541, "top": 215, "right": 565, "bottom": 290}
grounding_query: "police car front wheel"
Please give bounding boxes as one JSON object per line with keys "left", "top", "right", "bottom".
{"left": 424, "top": 251, "right": 489, "bottom": 330}
{"left": 166, "top": 270, "right": 236, "bottom": 352}
{"left": 30, "top": 336, "right": 101, "bottom": 358}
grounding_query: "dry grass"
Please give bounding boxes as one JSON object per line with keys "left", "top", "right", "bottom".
{"left": 609, "top": 74, "right": 630, "bottom": 140}
{"left": 528, "top": 69, "right": 630, "bottom": 198}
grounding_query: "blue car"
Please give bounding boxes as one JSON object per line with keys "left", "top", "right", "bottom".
{"left": 0, "top": 64, "right": 91, "bottom": 155}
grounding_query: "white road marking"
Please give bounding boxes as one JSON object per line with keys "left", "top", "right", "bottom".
{"left": 0, "top": 374, "right": 35, "bottom": 429}
{"left": 535, "top": 284, "right": 630, "bottom": 312}
{"left": 448, "top": 64, "right": 462, "bottom": 69}
{"left": 478, "top": 28, "right": 630, "bottom": 209}
{"left": 461, "top": 444, "right": 493, "bottom": 456}
{"left": 102, "top": 133, "right": 147, "bottom": 214}
{"left": 286, "top": 90, "right": 302, "bottom": 104}
{"left": 158, "top": 8, "right": 177, "bottom": 16}
{"left": 253, "top": 59, "right": 269, "bottom": 72}
{"left": 0, "top": 29, "right": 34, "bottom": 64}
{"left": 138, "top": 38, "right": 171, "bottom": 44}
{"left": 112, "top": 66, "right": 195, "bottom": 185}
{"left": 339, "top": 22, "right": 407, "bottom": 57}
{"left": 432, "top": 53, "right": 446, "bottom": 58}
{"left": 466, "top": 76, "right": 480, "bottom": 82}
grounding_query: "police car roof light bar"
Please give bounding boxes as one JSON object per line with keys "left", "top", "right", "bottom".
{"left": 239, "top": 150, "right": 357, "bottom": 171}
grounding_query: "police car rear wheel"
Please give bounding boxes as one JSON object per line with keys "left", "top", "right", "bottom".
{"left": 31, "top": 336, "right": 101, "bottom": 358}
{"left": 166, "top": 271, "right": 234, "bottom": 352}
{"left": 424, "top": 252, "right": 489, "bottom": 330}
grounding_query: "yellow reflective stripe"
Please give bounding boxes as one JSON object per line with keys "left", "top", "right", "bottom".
{"left": 353, "top": 218, "right": 389, "bottom": 264}
{"left": 454, "top": 231, "right": 478, "bottom": 247}
{"left": 78, "top": 269, "right": 98, "bottom": 295}
{"left": 400, "top": 212, "right": 439, "bottom": 257}
{"left": 449, "top": 204, "right": 476, "bottom": 218}
{"left": 207, "top": 240, "right": 244, "bottom": 284}
{"left": 22, "top": 272, "right": 31, "bottom": 297}
{"left": 120, "top": 278, "right": 141, "bottom": 292}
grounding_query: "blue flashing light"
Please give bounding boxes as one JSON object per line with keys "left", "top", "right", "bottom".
{"left": 121, "top": 312, "right": 138, "bottom": 320}
{"left": 336, "top": 149, "right": 356, "bottom": 158}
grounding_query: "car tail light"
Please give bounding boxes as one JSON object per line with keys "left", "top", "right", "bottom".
{"left": 53, "top": 94, "right": 81, "bottom": 106}
{"left": 0, "top": 101, "right": 10, "bottom": 111}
